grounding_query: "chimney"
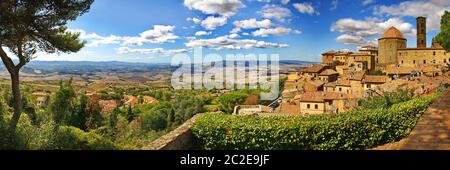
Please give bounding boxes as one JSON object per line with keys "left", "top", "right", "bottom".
{"left": 417, "top": 17, "right": 427, "bottom": 48}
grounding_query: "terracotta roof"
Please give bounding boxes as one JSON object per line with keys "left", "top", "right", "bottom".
{"left": 319, "top": 69, "right": 339, "bottom": 76}
{"left": 300, "top": 64, "right": 327, "bottom": 73}
{"left": 350, "top": 53, "right": 374, "bottom": 56}
{"left": 381, "top": 27, "right": 404, "bottom": 39}
{"left": 124, "top": 95, "right": 139, "bottom": 107}
{"left": 349, "top": 71, "right": 366, "bottom": 81}
{"left": 361, "top": 45, "right": 377, "bottom": 49}
{"left": 363, "top": 75, "right": 389, "bottom": 83}
{"left": 322, "top": 50, "right": 337, "bottom": 55}
{"left": 299, "top": 91, "right": 349, "bottom": 102}
{"left": 143, "top": 96, "right": 159, "bottom": 104}
{"left": 336, "top": 78, "right": 351, "bottom": 87}
{"left": 335, "top": 51, "right": 353, "bottom": 56}
{"left": 99, "top": 100, "right": 119, "bottom": 113}
{"left": 386, "top": 66, "right": 415, "bottom": 75}
{"left": 308, "top": 79, "right": 325, "bottom": 87}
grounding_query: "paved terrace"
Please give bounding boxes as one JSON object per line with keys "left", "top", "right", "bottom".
{"left": 374, "top": 88, "right": 450, "bottom": 150}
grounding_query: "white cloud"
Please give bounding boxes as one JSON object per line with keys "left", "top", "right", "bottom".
{"left": 122, "top": 25, "right": 179, "bottom": 46}
{"left": 195, "top": 31, "right": 212, "bottom": 36}
{"left": 252, "top": 27, "right": 292, "bottom": 37}
{"left": 336, "top": 34, "right": 377, "bottom": 46}
{"left": 281, "top": 0, "right": 290, "bottom": 5}
{"left": 374, "top": 0, "right": 450, "bottom": 31}
{"left": 293, "top": 2, "right": 319, "bottom": 15}
{"left": 330, "top": 0, "right": 338, "bottom": 11}
{"left": 293, "top": 29, "right": 302, "bottom": 34}
{"left": 362, "top": 0, "right": 374, "bottom": 6}
{"left": 185, "top": 35, "right": 289, "bottom": 50}
{"left": 233, "top": 18, "right": 274, "bottom": 29}
{"left": 258, "top": 4, "right": 292, "bottom": 22}
{"left": 117, "top": 47, "right": 187, "bottom": 56}
{"left": 183, "top": 0, "right": 245, "bottom": 17}
{"left": 228, "top": 33, "right": 240, "bottom": 39}
{"left": 331, "top": 17, "right": 416, "bottom": 46}
{"left": 199, "top": 16, "right": 228, "bottom": 30}
{"left": 187, "top": 17, "right": 202, "bottom": 24}
{"left": 230, "top": 27, "right": 241, "bottom": 34}
{"left": 69, "top": 29, "right": 123, "bottom": 47}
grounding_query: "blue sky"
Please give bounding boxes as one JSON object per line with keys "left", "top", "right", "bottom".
{"left": 33, "top": 0, "right": 450, "bottom": 63}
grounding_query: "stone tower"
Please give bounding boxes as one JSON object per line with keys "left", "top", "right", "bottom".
{"left": 377, "top": 27, "right": 407, "bottom": 66}
{"left": 417, "top": 17, "right": 426, "bottom": 48}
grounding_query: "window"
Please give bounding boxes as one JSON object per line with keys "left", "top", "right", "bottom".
{"left": 339, "top": 87, "right": 342, "bottom": 92}
{"left": 433, "top": 51, "right": 436, "bottom": 56}
{"left": 401, "top": 60, "right": 404, "bottom": 64}
{"left": 423, "top": 60, "right": 426, "bottom": 64}
{"left": 307, "top": 104, "right": 310, "bottom": 109}
{"left": 444, "top": 59, "right": 446, "bottom": 63}
{"left": 328, "top": 101, "right": 332, "bottom": 105}
{"left": 315, "top": 104, "right": 318, "bottom": 109}
{"left": 367, "top": 84, "right": 372, "bottom": 88}
{"left": 413, "top": 60, "right": 416, "bottom": 64}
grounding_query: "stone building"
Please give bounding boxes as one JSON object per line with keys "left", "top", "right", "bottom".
{"left": 298, "top": 91, "right": 357, "bottom": 115}
{"left": 377, "top": 26, "right": 407, "bottom": 67}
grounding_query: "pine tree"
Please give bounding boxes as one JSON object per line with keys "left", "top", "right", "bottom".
{"left": 0, "top": 0, "right": 94, "bottom": 131}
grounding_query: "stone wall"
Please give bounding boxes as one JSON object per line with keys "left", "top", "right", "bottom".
{"left": 143, "top": 114, "right": 203, "bottom": 150}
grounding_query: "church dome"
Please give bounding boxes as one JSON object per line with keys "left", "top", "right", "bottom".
{"left": 381, "top": 27, "right": 404, "bottom": 39}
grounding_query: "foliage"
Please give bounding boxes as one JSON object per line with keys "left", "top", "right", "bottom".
{"left": 113, "top": 115, "right": 165, "bottom": 149}
{"left": 71, "top": 94, "right": 89, "bottom": 130}
{"left": 99, "top": 90, "right": 122, "bottom": 100}
{"left": 0, "top": 96, "right": 11, "bottom": 149}
{"left": 218, "top": 92, "right": 248, "bottom": 114}
{"left": 48, "top": 80, "right": 76, "bottom": 125}
{"left": 141, "top": 102, "right": 173, "bottom": 131}
{"left": 4, "top": 113, "right": 116, "bottom": 150}
{"left": 436, "top": 11, "right": 450, "bottom": 52}
{"left": 45, "top": 126, "right": 117, "bottom": 150}
{"left": 192, "top": 94, "right": 439, "bottom": 150}
{"left": 437, "top": 83, "right": 450, "bottom": 93}
{"left": 171, "top": 94, "right": 205, "bottom": 125}
{"left": 0, "top": 0, "right": 94, "bottom": 131}
{"left": 358, "top": 89, "right": 414, "bottom": 110}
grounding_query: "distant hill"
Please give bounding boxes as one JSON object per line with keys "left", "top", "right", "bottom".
{"left": 0, "top": 60, "right": 318, "bottom": 75}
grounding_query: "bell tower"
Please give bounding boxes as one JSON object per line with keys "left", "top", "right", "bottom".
{"left": 417, "top": 17, "right": 426, "bottom": 48}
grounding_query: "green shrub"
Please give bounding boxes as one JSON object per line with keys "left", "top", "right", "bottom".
{"left": 141, "top": 102, "right": 173, "bottom": 131}
{"left": 192, "top": 94, "right": 438, "bottom": 150}
{"left": 46, "top": 126, "right": 117, "bottom": 150}
{"left": 359, "top": 89, "right": 413, "bottom": 110}
{"left": 218, "top": 92, "right": 248, "bottom": 114}
{"left": 437, "top": 83, "right": 449, "bottom": 93}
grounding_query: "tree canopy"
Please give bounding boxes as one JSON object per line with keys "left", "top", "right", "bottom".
{"left": 436, "top": 11, "right": 450, "bottom": 52}
{"left": 0, "top": 0, "right": 94, "bottom": 131}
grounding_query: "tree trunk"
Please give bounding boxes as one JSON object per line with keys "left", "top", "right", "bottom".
{"left": 9, "top": 70, "right": 22, "bottom": 131}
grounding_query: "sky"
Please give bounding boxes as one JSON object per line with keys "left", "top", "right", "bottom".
{"left": 29, "top": 0, "right": 450, "bottom": 63}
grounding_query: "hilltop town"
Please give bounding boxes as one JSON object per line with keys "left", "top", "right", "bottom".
{"left": 235, "top": 17, "right": 450, "bottom": 116}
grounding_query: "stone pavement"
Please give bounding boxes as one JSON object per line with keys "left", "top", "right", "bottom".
{"left": 374, "top": 88, "right": 450, "bottom": 150}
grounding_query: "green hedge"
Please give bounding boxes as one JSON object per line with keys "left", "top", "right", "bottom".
{"left": 192, "top": 94, "right": 439, "bottom": 150}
